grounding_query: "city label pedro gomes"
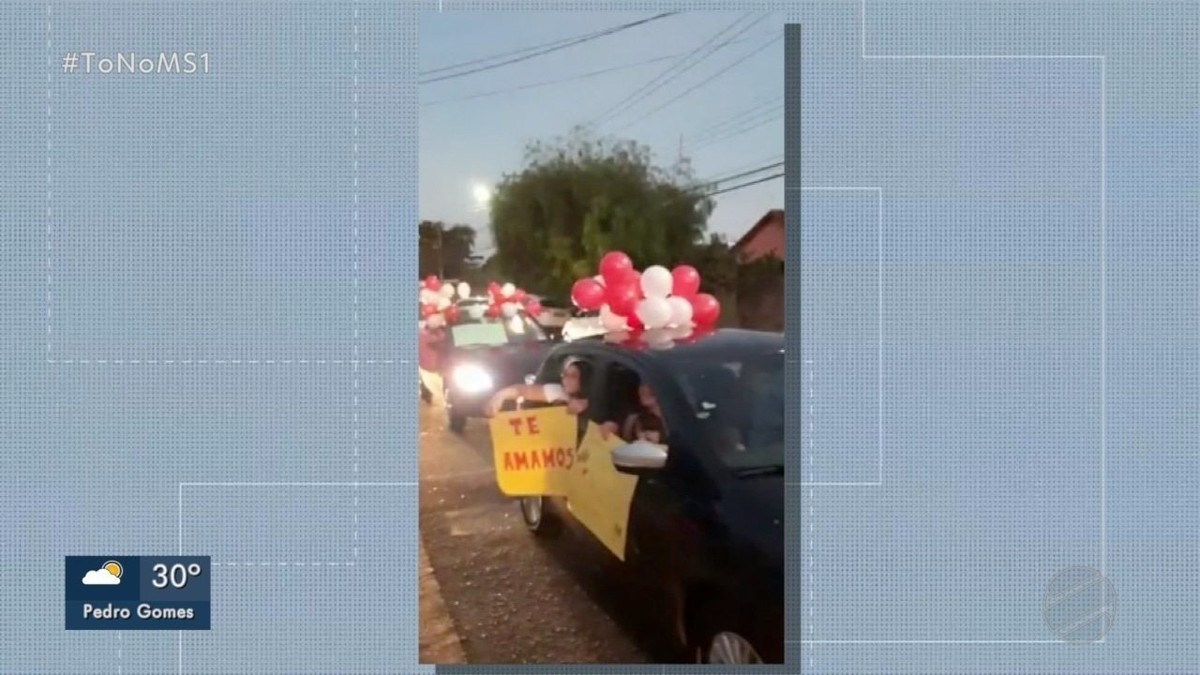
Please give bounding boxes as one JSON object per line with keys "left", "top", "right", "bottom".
{"left": 65, "top": 556, "right": 211, "bottom": 630}
{"left": 490, "top": 408, "right": 639, "bottom": 562}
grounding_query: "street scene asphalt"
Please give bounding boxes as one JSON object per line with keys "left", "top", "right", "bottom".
{"left": 417, "top": 402, "right": 661, "bottom": 665}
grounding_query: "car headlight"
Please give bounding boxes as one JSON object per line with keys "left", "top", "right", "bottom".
{"left": 452, "top": 364, "right": 494, "bottom": 393}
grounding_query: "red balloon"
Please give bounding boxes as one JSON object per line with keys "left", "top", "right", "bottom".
{"left": 524, "top": 299, "right": 542, "bottom": 317}
{"left": 691, "top": 293, "right": 721, "bottom": 326}
{"left": 420, "top": 304, "right": 437, "bottom": 319}
{"left": 670, "top": 265, "right": 701, "bottom": 299}
{"left": 571, "top": 278, "right": 606, "bottom": 311}
{"left": 512, "top": 288, "right": 527, "bottom": 303}
{"left": 616, "top": 267, "right": 642, "bottom": 290}
{"left": 598, "top": 251, "right": 633, "bottom": 285}
{"left": 485, "top": 304, "right": 500, "bottom": 318}
{"left": 424, "top": 275, "right": 440, "bottom": 291}
{"left": 443, "top": 306, "right": 460, "bottom": 324}
{"left": 487, "top": 281, "right": 500, "bottom": 295}
{"left": 625, "top": 313, "right": 644, "bottom": 332}
{"left": 606, "top": 282, "right": 641, "bottom": 317}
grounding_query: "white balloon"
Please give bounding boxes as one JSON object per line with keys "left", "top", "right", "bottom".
{"left": 667, "top": 325, "right": 694, "bottom": 341}
{"left": 642, "top": 328, "right": 676, "bottom": 350}
{"left": 439, "top": 282, "right": 456, "bottom": 298}
{"left": 640, "top": 265, "right": 673, "bottom": 299}
{"left": 635, "top": 297, "right": 673, "bottom": 330}
{"left": 599, "top": 304, "right": 628, "bottom": 332}
{"left": 436, "top": 297, "right": 451, "bottom": 311}
{"left": 426, "top": 314, "right": 445, "bottom": 329}
{"left": 666, "top": 296, "right": 694, "bottom": 327}
{"left": 501, "top": 282, "right": 516, "bottom": 298}
{"left": 456, "top": 282, "right": 471, "bottom": 299}
{"left": 501, "top": 302, "right": 519, "bottom": 318}
{"left": 419, "top": 289, "right": 438, "bottom": 305}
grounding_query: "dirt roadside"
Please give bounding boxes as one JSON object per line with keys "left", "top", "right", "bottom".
{"left": 419, "top": 538, "right": 467, "bottom": 664}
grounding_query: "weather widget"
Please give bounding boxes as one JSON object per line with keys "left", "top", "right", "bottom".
{"left": 65, "top": 556, "right": 211, "bottom": 630}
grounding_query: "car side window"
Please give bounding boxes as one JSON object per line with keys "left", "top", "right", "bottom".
{"left": 531, "top": 352, "right": 597, "bottom": 408}
{"left": 594, "top": 361, "right": 645, "bottom": 442}
{"left": 533, "top": 352, "right": 575, "bottom": 389}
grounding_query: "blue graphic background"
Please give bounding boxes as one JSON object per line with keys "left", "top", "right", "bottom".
{"left": 0, "top": 1, "right": 1195, "bottom": 674}
{"left": 799, "top": 2, "right": 1198, "bottom": 673}
{"left": 0, "top": 2, "right": 416, "bottom": 673}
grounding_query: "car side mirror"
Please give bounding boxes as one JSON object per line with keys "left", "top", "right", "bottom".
{"left": 524, "top": 374, "right": 537, "bottom": 385}
{"left": 611, "top": 440, "right": 668, "bottom": 474}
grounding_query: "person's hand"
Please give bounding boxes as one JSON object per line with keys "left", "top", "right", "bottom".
{"left": 485, "top": 393, "right": 503, "bottom": 417}
{"left": 566, "top": 398, "right": 588, "bottom": 416}
{"left": 599, "top": 421, "right": 619, "bottom": 440}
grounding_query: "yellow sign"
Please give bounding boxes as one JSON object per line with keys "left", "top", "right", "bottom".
{"left": 489, "top": 407, "right": 580, "bottom": 497}
{"left": 491, "top": 407, "right": 641, "bottom": 561}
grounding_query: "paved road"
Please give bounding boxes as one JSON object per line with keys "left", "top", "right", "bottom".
{"left": 418, "top": 402, "right": 661, "bottom": 665}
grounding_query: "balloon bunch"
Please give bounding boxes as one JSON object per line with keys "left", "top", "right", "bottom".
{"left": 419, "top": 275, "right": 472, "bottom": 328}
{"left": 569, "top": 251, "right": 721, "bottom": 333}
{"left": 420, "top": 275, "right": 544, "bottom": 328}
{"left": 482, "top": 281, "right": 542, "bottom": 320}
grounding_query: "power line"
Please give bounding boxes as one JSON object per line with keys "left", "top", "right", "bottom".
{"left": 588, "top": 12, "right": 756, "bottom": 128}
{"left": 421, "top": 22, "right": 621, "bottom": 77}
{"left": 703, "top": 171, "right": 783, "bottom": 197}
{"left": 702, "top": 108, "right": 783, "bottom": 147}
{"left": 422, "top": 55, "right": 675, "bottom": 107}
{"left": 690, "top": 98, "right": 782, "bottom": 140}
{"left": 692, "top": 108, "right": 783, "bottom": 152}
{"left": 699, "top": 161, "right": 784, "bottom": 188}
{"left": 698, "top": 154, "right": 783, "bottom": 183}
{"left": 419, "top": 13, "right": 679, "bottom": 85}
{"left": 616, "top": 31, "right": 784, "bottom": 132}
{"left": 608, "top": 13, "right": 773, "bottom": 127}
{"left": 420, "top": 33, "right": 777, "bottom": 108}
{"left": 689, "top": 161, "right": 781, "bottom": 193}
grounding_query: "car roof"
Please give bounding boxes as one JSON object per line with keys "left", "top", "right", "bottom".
{"left": 563, "top": 328, "right": 784, "bottom": 364}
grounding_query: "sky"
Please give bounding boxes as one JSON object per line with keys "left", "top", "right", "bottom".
{"left": 419, "top": 11, "right": 785, "bottom": 255}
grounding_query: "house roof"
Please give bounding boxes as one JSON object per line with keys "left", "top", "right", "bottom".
{"left": 731, "top": 208, "right": 784, "bottom": 253}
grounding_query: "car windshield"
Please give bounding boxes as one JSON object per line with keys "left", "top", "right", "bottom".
{"left": 449, "top": 315, "right": 546, "bottom": 348}
{"left": 673, "top": 350, "right": 784, "bottom": 474}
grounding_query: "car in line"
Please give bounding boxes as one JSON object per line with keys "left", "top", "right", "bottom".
{"left": 436, "top": 307, "right": 554, "bottom": 433}
{"left": 512, "top": 328, "right": 785, "bottom": 664}
{"left": 527, "top": 295, "right": 573, "bottom": 340}
{"left": 560, "top": 308, "right": 604, "bottom": 342}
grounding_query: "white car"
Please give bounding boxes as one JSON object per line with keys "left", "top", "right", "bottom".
{"left": 560, "top": 310, "right": 606, "bottom": 342}
{"left": 527, "top": 296, "right": 572, "bottom": 337}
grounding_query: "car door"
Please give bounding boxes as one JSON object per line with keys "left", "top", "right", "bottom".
{"left": 560, "top": 355, "right": 640, "bottom": 560}
{"left": 619, "top": 365, "right": 722, "bottom": 645}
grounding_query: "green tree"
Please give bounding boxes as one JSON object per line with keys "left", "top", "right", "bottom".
{"left": 418, "top": 221, "right": 477, "bottom": 279}
{"left": 488, "top": 127, "right": 714, "bottom": 298}
{"left": 690, "top": 233, "right": 738, "bottom": 295}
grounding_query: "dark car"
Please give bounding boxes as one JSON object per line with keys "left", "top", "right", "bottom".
{"left": 439, "top": 310, "right": 553, "bottom": 433}
{"left": 513, "top": 329, "right": 784, "bottom": 664}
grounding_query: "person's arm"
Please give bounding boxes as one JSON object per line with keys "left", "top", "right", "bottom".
{"left": 485, "top": 383, "right": 562, "bottom": 416}
{"left": 599, "top": 413, "right": 636, "bottom": 441}
{"left": 622, "top": 413, "right": 639, "bottom": 441}
{"left": 598, "top": 420, "right": 620, "bottom": 439}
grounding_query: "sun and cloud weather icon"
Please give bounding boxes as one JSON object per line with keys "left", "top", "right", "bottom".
{"left": 81, "top": 560, "right": 123, "bottom": 585}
